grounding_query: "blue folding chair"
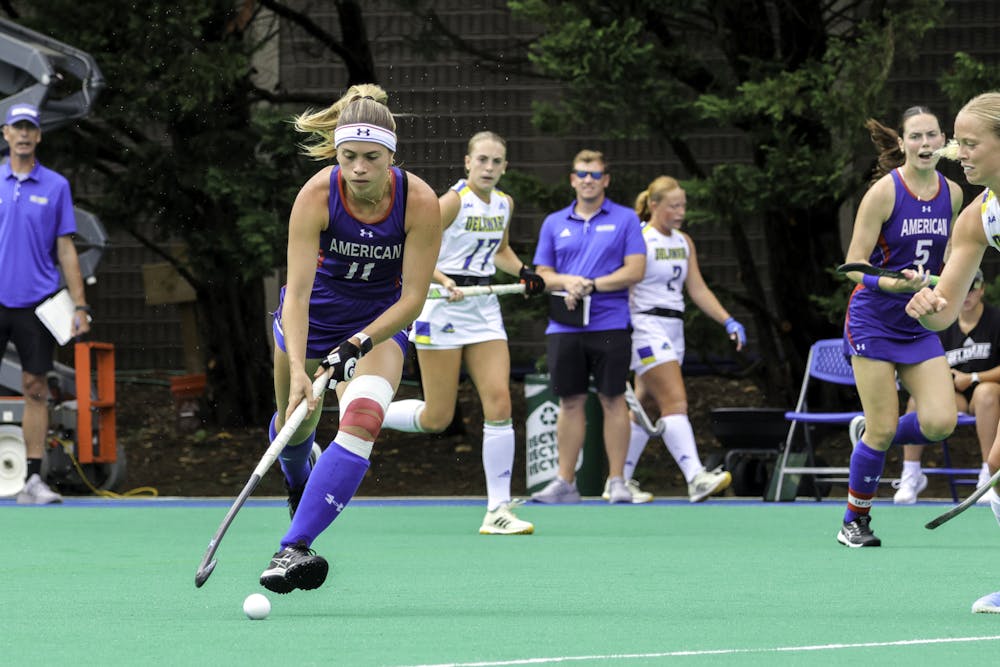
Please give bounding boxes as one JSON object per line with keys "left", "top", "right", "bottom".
{"left": 772, "top": 338, "right": 979, "bottom": 501}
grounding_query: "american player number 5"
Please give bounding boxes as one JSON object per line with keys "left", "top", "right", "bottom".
{"left": 913, "top": 239, "right": 932, "bottom": 267}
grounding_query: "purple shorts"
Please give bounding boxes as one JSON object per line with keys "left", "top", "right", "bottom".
{"left": 272, "top": 316, "right": 409, "bottom": 360}
{"left": 842, "top": 331, "right": 944, "bottom": 365}
{"left": 844, "top": 289, "right": 945, "bottom": 364}
{"left": 273, "top": 285, "right": 409, "bottom": 359}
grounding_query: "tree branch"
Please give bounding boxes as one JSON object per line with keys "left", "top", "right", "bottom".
{"left": 251, "top": 86, "right": 338, "bottom": 106}
{"left": 258, "top": 0, "right": 377, "bottom": 83}
{"left": 401, "top": 5, "right": 547, "bottom": 79}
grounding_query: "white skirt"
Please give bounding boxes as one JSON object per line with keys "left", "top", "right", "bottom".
{"left": 629, "top": 312, "right": 685, "bottom": 373}
{"left": 409, "top": 291, "right": 508, "bottom": 349}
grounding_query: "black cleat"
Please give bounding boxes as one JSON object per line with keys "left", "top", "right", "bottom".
{"left": 259, "top": 541, "right": 329, "bottom": 594}
{"left": 285, "top": 443, "right": 322, "bottom": 520}
{"left": 837, "top": 514, "right": 881, "bottom": 548}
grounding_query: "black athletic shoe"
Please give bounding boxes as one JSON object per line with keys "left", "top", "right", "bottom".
{"left": 285, "top": 443, "right": 322, "bottom": 520}
{"left": 837, "top": 515, "right": 881, "bottom": 548}
{"left": 260, "top": 541, "right": 329, "bottom": 594}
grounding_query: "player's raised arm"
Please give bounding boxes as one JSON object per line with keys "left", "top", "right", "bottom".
{"left": 906, "top": 200, "right": 989, "bottom": 329}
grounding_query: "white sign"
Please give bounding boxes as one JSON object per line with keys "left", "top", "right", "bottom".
{"left": 525, "top": 395, "right": 583, "bottom": 492}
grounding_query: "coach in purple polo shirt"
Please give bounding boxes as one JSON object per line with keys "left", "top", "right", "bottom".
{"left": 531, "top": 149, "right": 646, "bottom": 504}
{"left": 0, "top": 102, "right": 91, "bottom": 504}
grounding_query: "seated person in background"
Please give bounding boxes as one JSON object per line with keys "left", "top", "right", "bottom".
{"left": 894, "top": 270, "right": 1000, "bottom": 504}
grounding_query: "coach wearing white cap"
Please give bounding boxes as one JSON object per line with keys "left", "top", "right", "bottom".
{"left": 0, "top": 102, "right": 91, "bottom": 504}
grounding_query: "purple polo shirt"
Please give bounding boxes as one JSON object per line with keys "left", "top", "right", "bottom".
{"left": 534, "top": 197, "right": 646, "bottom": 333}
{"left": 0, "top": 161, "right": 77, "bottom": 307}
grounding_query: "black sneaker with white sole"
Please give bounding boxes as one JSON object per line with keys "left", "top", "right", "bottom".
{"left": 837, "top": 514, "right": 881, "bottom": 547}
{"left": 259, "top": 541, "right": 329, "bottom": 594}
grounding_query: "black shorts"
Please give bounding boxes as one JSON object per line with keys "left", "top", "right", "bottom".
{"left": 0, "top": 304, "right": 55, "bottom": 375}
{"left": 546, "top": 329, "right": 631, "bottom": 398}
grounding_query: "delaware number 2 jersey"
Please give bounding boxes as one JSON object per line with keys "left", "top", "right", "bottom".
{"left": 629, "top": 224, "right": 690, "bottom": 315}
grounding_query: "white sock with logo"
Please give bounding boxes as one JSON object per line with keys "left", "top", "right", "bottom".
{"left": 482, "top": 421, "right": 514, "bottom": 510}
{"left": 659, "top": 414, "right": 703, "bottom": 483}
{"left": 623, "top": 421, "right": 651, "bottom": 480}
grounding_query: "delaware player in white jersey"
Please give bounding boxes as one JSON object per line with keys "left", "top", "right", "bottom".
{"left": 382, "top": 131, "right": 545, "bottom": 534}
{"left": 619, "top": 175, "right": 745, "bottom": 503}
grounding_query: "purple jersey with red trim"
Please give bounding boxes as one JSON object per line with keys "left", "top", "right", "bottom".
{"left": 844, "top": 169, "right": 952, "bottom": 361}
{"left": 277, "top": 166, "right": 407, "bottom": 357}
{"left": 316, "top": 166, "right": 406, "bottom": 299}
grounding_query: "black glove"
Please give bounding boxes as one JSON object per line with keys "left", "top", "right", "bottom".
{"left": 321, "top": 334, "right": 373, "bottom": 382}
{"left": 519, "top": 265, "right": 546, "bottom": 296}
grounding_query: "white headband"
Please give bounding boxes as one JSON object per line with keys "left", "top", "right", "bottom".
{"left": 334, "top": 123, "right": 397, "bottom": 152}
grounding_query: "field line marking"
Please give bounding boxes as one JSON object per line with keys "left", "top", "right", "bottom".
{"left": 393, "top": 634, "right": 1000, "bottom": 667}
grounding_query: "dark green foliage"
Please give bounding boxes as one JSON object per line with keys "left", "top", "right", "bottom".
{"left": 506, "top": 0, "right": 949, "bottom": 395}
{"left": 15, "top": 0, "right": 314, "bottom": 425}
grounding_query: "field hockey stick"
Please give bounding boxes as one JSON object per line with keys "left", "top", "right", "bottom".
{"left": 194, "top": 369, "right": 333, "bottom": 588}
{"left": 836, "top": 263, "right": 940, "bottom": 287}
{"left": 624, "top": 381, "right": 663, "bottom": 437}
{"left": 426, "top": 283, "right": 527, "bottom": 299}
{"left": 925, "top": 467, "right": 1000, "bottom": 530}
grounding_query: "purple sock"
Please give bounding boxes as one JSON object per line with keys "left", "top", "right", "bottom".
{"left": 269, "top": 412, "right": 316, "bottom": 489}
{"left": 891, "top": 412, "right": 934, "bottom": 446}
{"left": 280, "top": 442, "right": 370, "bottom": 549}
{"left": 844, "top": 441, "right": 886, "bottom": 523}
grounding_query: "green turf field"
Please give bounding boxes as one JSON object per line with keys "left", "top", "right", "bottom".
{"left": 5, "top": 497, "right": 1000, "bottom": 666}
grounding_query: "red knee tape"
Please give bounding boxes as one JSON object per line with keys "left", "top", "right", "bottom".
{"left": 339, "top": 397, "right": 385, "bottom": 439}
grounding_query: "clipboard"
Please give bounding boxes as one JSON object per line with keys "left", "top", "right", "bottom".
{"left": 548, "top": 291, "right": 590, "bottom": 327}
{"left": 34, "top": 289, "right": 76, "bottom": 345}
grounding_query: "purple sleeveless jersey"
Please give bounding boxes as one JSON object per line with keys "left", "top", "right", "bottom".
{"left": 844, "top": 169, "right": 951, "bottom": 363}
{"left": 275, "top": 166, "right": 408, "bottom": 358}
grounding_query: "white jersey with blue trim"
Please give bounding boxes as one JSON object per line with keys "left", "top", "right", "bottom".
{"left": 435, "top": 179, "right": 511, "bottom": 277}
{"left": 982, "top": 189, "right": 1000, "bottom": 253}
{"left": 629, "top": 224, "right": 690, "bottom": 315}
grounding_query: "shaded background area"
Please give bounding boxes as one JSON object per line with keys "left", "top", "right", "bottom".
{"left": 110, "top": 371, "right": 979, "bottom": 501}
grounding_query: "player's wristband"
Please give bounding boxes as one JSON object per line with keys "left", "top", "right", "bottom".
{"left": 971, "top": 372, "right": 981, "bottom": 386}
{"left": 861, "top": 274, "right": 881, "bottom": 291}
{"left": 352, "top": 332, "right": 373, "bottom": 355}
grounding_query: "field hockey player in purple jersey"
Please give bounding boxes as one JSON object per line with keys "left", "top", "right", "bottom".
{"left": 839, "top": 106, "right": 964, "bottom": 547}
{"left": 259, "top": 84, "right": 441, "bottom": 593}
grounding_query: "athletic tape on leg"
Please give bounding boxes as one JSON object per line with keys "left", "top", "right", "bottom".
{"left": 336, "top": 375, "right": 394, "bottom": 459}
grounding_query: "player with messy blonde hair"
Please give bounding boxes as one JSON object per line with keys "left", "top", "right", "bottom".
{"left": 259, "top": 84, "right": 441, "bottom": 593}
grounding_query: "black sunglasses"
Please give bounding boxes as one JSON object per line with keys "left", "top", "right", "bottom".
{"left": 573, "top": 170, "right": 604, "bottom": 180}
